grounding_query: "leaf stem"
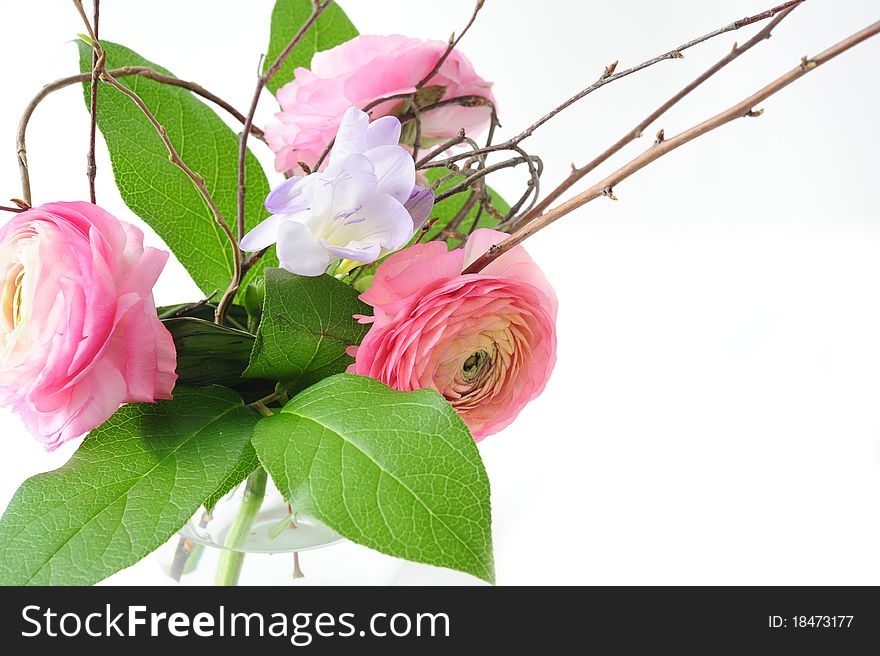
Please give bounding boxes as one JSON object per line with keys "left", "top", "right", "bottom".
{"left": 214, "top": 467, "right": 268, "bottom": 586}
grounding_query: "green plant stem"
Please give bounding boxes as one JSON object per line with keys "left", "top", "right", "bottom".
{"left": 214, "top": 466, "right": 268, "bottom": 586}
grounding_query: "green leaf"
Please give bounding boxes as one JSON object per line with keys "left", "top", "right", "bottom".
{"left": 162, "top": 317, "right": 275, "bottom": 402}
{"left": 244, "top": 270, "right": 370, "bottom": 390}
{"left": 252, "top": 374, "right": 494, "bottom": 583}
{"left": 421, "top": 167, "right": 510, "bottom": 248}
{"left": 164, "top": 318, "right": 254, "bottom": 386}
{"left": 204, "top": 443, "right": 261, "bottom": 512}
{"left": 264, "top": 0, "right": 359, "bottom": 96}
{"left": 78, "top": 41, "right": 276, "bottom": 296}
{"left": 0, "top": 387, "right": 259, "bottom": 585}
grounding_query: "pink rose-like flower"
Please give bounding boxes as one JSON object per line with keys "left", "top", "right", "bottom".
{"left": 0, "top": 202, "right": 177, "bottom": 450}
{"left": 349, "top": 229, "right": 557, "bottom": 440}
{"left": 266, "top": 34, "right": 496, "bottom": 174}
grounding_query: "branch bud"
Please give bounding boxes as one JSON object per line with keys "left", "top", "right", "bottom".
{"left": 602, "top": 60, "right": 619, "bottom": 79}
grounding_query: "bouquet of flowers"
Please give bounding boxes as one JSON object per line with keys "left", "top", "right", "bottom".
{"left": 0, "top": 0, "right": 875, "bottom": 586}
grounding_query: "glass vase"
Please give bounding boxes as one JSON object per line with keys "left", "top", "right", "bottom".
{"left": 162, "top": 468, "right": 342, "bottom": 585}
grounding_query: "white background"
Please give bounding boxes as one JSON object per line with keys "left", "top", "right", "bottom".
{"left": 0, "top": 0, "right": 879, "bottom": 585}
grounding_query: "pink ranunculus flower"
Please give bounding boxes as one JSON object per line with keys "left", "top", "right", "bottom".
{"left": 348, "top": 229, "right": 557, "bottom": 440}
{"left": 0, "top": 202, "right": 177, "bottom": 450}
{"left": 265, "top": 34, "right": 496, "bottom": 175}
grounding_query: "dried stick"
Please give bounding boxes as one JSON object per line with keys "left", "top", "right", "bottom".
{"left": 235, "top": 0, "right": 332, "bottom": 240}
{"left": 418, "top": 1, "right": 801, "bottom": 232}
{"left": 515, "top": 4, "right": 800, "bottom": 227}
{"left": 85, "top": 0, "right": 100, "bottom": 204}
{"left": 415, "top": 129, "right": 472, "bottom": 168}
{"left": 463, "top": 20, "right": 880, "bottom": 275}
{"left": 417, "top": 0, "right": 484, "bottom": 91}
{"left": 437, "top": 0, "right": 806, "bottom": 167}
{"left": 434, "top": 153, "right": 541, "bottom": 203}
{"left": 225, "top": 0, "right": 332, "bottom": 324}
{"left": 95, "top": 64, "right": 240, "bottom": 324}
{"left": 16, "top": 67, "right": 264, "bottom": 207}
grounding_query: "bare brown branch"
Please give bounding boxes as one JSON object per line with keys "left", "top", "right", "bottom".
{"left": 463, "top": 19, "right": 880, "bottom": 275}
{"left": 416, "top": 0, "right": 484, "bottom": 91}
{"left": 236, "top": 0, "right": 332, "bottom": 239}
{"left": 439, "top": 0, "right": 807, "bottom": 168}
{"left": 86, "top": 0, "right": 100, "bottom": 204}
{"left": 311, "top": 1, "right": 487, "bottom": 172}
{"left": 228, "top": 1, "right": 332, "bottom": 323}
{"left": 515, "top": 4, "right": 800, "bottom": 227}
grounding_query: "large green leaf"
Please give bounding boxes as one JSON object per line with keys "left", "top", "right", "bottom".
{"left": 78, "top": 41, "right": 276, "bottom": 296}
{"left": 252, "top": 374, "right": 494, "bottom": 583}
{"left": 0, "top": 387, "right": 259, "bottom": 585}
{"left": 244, "top": 269, "right": 370, "bottom": 390}
{"left": 162, "top": 317, "right": 275, "bottom": 402}
{"left": 204, "top": 443, "right": 261, "bottom": 512}
{"left": 264, "top": 0, "right": 358, "bottom": 96}
{"left": 163, "top": 318, "right": 255, "bottom": 387}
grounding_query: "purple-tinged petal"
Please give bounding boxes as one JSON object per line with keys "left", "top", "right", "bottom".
{"left": 366, "top": 115, "right": 402, "bottom": 148}
{"left": 310, "top": 154, "right": 377, "bottom": 219}
{"left": 365, "top": 144, "right": 416, "bottom": 204}
{"left": 264, "top": 174, "right": 315, "bottom": 214}
{"left": 404, "top": 186, "right": 434, "bottom": 230}
{"left": 328, "top": 106, "right": 370, "bottom": 166}
{"left": 328, "top": 193, "right": 414, "bottom": 251}
{"left": 320, "top": 239, "right": 382, "bottom": 263}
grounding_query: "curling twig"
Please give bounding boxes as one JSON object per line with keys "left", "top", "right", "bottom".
{"left": 16, "top": 66, "right": 264, "bottom": 207}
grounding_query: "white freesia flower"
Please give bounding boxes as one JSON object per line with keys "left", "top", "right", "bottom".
{"left": 241, "top": 106, "right": 434, "bottom": 276}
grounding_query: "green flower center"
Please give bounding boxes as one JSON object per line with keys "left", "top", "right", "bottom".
{"left": 462, "top": 350, "right": 489, "bottom": 382}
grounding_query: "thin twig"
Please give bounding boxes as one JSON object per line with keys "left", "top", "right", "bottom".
{"left": 411, "top": 103, "right": 423, "bottom": 163}
{"left": 434, "top": 154, "right": 540, "bottom": 203}
{"left": 463, "top": 19, "right": 880, "bottom": 274}
{"left": 86, "top": 0, "right": 100, "bottom": 203}
{"left": 0, "top": 205, "right": 26, "bottom": 214}
{"left": 72, "top": 0, "right": 96, "bottom": 42}
{"left": 167, "top": 290, "right": 219, "bottom": 318}
{"left": 227, "top": 0, "right": 332, "bottom": 324}
{"left": 16, "top": 67, "right": 264, "bottom": 206}
{"left": 514, "top": 4, "right": 800, "bottom": 227}
{"left": 415, "top": 129, "right": 469, "bottom": 168}
{"left": 416, "top": 0, "right": 484, "bottom": 91}
{"left": 311, "top": 0, "right": 486, "bottom": 172}
{"left": 445, "top": 191, "right": 479, "bottom": 233}
{"left": 438, "top": 0, "right": 806, "bottom": 166}
{"left": 96, "top": 65, "right": 240, "bottom": 324}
